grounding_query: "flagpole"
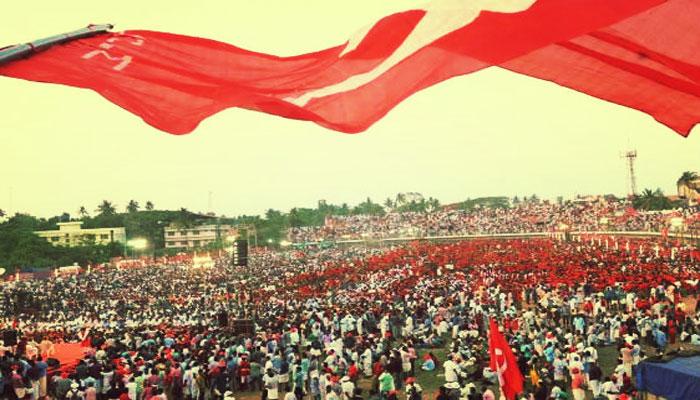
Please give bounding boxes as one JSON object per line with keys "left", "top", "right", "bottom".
{"left": 0, "top": 24, "right": 113, "bottom": 66}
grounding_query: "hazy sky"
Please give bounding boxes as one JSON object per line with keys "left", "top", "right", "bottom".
{"left": 1, "top": 0, "right": 698, "bottom": 219}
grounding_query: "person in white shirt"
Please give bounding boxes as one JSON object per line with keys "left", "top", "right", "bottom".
{"left": 340, "top": 376, "right": 355, "bottom": 400}
{"left": 405, "top": 316, "right": 414, "bottom": 337}
{"left": 443, "top": 355, "right": 461, "bottom": 384}
{"left": 601, "top": 376, "right": 619, "bottom": 400}
{"left": 361, "top": 348, "right": 373, "bottom": 377}
{"left": 126, "top": 377, "right": 137, "bottom": 400}
{"left": 285, "top": 391, "right": 297, "bottom": 400}
{"left": 263, "top": 370, "right": 280, "bottom": 400}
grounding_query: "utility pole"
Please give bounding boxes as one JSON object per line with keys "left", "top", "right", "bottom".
{"left": 620, "top": 150, "right": 638, "bottom": 197}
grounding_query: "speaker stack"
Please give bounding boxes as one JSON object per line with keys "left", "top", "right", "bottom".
{"left": 3, "top": 329, "right": 18, "bottom": 346}
{"left": 218, "top": 310, "right": 229, "bottom": 327}
{"left": 232, "top": 239, "right": 248, "bottom": 267}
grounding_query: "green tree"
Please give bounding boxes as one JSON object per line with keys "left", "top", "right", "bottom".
{"left": 288, "top": 208, "right": 302, "bottom": 228}
{"left": 458, "top": 197, "right": 510, "bottom": 211}
{"left": 353, "top": 197, "right": 385, "bottom": 216}
{"left": 126, "top": 200, "right": 140, "bottom": 213}
{"left": 395, "top": 193, "right": 406, "bottom": 205}
{"left": 633, "top": 188, "right": 675, "bottom": 210}
{"left": 265, "top": 209, "right": 284, "bottom": 222}
{"left": 383, "top": 198, "right": 394, "bottom": 211}
{"left": 677, "top": 171, "right": 698, "bottom": 186}
{"left": 96, "top": 200, "right": 117, "bottom": 216}
{"left": 171, "top": 208, "right": 197, "bottom": 229}
{"left": 145, "top": 201, "right": 155, "bottom": 211}
{"left": 427, "top": 197, "right": 440, "bottom": 211}
{"left": 78, "top": 206, "right": 89, "bottom": 218}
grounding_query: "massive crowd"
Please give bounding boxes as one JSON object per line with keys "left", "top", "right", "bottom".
{"left": 0, "top": 230, "right": 699, "bottom": 400}
{"left": 288, "top": 199, "right": 698, "bottom": 243}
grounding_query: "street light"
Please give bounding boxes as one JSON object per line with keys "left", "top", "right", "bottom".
{"left": 128, "top": 238, "right": 148, "bottom": 249}
{"left": 127, "top": 238, "right": 148, "bottom": 258}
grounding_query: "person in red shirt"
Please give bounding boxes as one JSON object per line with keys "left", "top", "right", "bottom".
{"left": 239, "top": 355, "right": 251, "bottom": 391}
{"left": 668, "top": 319, "right": 677, "bottom": 344}
{"left": 570, "top": 367, "right": 585, "bottom": 400}
{"left": 348, "top": 361, "right": 359, "bottom": 382}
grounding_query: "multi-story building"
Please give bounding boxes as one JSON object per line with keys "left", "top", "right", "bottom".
{"left": 164, "top": 224, "right": 232, "bottom": 249}
{"left": 35, "top": 221, "right": 126, "bottom": 247}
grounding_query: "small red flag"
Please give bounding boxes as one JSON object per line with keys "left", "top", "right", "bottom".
{"left": 489, "top": 319, "right": 524, "bottom": 400}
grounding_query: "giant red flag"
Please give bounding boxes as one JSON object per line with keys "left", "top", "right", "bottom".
{"left": 489, "top": 318, "right": 524, "bottom": 400}
{"left": 2, "top": 0, "right": 697, "bottom": 136}
{"left": 502, "top": 0, "right": 700, "bottom": 136}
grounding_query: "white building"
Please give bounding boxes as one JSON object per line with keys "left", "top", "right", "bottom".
{"left": 164, "top": 224, "right": 232, "bottom": 249}
{"left": 35, "top": 221, "right": 126, "bottom": 247}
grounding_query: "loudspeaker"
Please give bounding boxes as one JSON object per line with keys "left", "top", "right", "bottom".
{"left": 231, "top": 319, "right": 255, "bottom": 336}
{"left": 218, "top": 310, "right": 229, "bottom": 327}
{"left": 232, "top": 239, "right": 248, "bottom": 267}
{"left": 3, "top": 329, "right": 17, "bottom": 346}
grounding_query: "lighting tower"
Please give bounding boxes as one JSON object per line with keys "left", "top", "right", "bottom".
{"left": 621, "top": 150, "right": 638, "bottom": 197}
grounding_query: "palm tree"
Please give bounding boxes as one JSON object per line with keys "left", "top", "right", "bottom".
{"left": 126, "top": 200, "right": 140, "bottom": 213}
{"left": 145, "top": 201, "right": 154, "bottom": 211}
{"left": 96, "top": 200, "right": 117, "bottom": 216}
{"left": 677, "top": 171, "right": 698, "bottom": 186}
{"left": 383, "top": 198, "right": 394, "bottom": 211}
{"left": 677, "top": 171, "right": 699, "bottom": 198}
{"left": 427, "top": 197, "right": 440, "bottom": 212}
{"left": 395, "top": 193, "right": 406, "bottom": 206}
{"left": 633, "top": 189, "right": 656, "bottom": 210}
{"left": 78, "top": 206, "right": 89, "bottom": 218}
{"left": 634, "top": 188, "right": 672, "bottom": 210}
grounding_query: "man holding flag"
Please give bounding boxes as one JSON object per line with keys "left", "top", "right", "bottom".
{"left": 489, "top": 319, "right": 524, "bottom": 400}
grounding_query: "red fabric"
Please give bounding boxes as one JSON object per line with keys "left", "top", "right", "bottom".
{"left": 488, "top": 319, "right": 524, "bottom": 400}
{"left": 52, "top": 343, "right": 86, "bottom": 373}
{"left": 1, "top": 0, "right": 688, "bottom": 136}
{"left": 502, "top": 0, "right": 700, "bottom": 136}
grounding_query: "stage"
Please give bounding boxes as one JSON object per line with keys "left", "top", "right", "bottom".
{"left": 637, "top": 355, "right": 700, "bottom": 400}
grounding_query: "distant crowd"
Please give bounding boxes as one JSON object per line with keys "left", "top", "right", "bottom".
{"left": 288, "top": 199, "right": 699, "bottom": 243}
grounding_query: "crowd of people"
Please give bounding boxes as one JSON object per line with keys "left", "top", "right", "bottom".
{"left": 288, "top": 199, "right": 698, "bottom": 243}
{"left": 0, "top": 231, "right": 699, "bottom": 399}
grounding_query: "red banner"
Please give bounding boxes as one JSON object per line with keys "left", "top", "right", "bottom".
{"left": 3, "top": 0, "right": 696, "bottom": 136}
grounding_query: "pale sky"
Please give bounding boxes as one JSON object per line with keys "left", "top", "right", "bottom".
{"left": 1, "top": 0, "right": 698, "bottom": 219}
